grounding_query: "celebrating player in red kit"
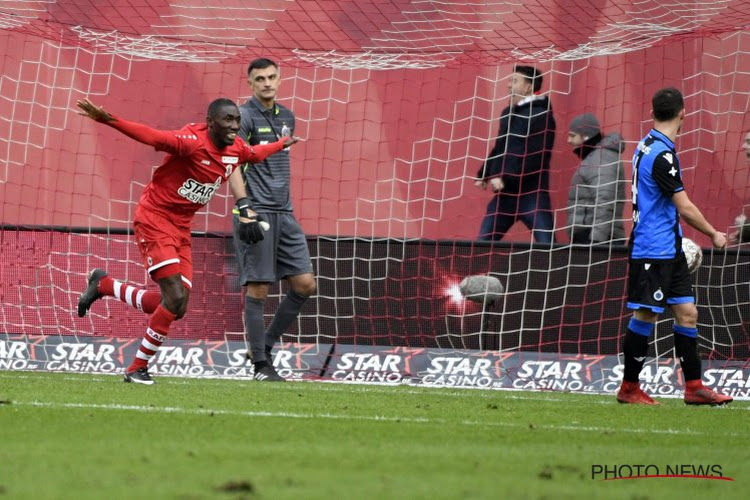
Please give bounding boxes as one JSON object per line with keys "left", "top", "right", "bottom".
{"left": 75, "top": 97, "right": 298, "bottom": 385}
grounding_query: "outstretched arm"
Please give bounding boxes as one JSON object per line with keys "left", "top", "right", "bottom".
{"left": 238, "top": 135, "right": 300, "bottom": 164}
{"left": 77, "top": 98, "right": 188, "bottom": 154}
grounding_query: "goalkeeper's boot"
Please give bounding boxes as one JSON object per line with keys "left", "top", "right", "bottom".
{"left": 124, "top": 367, "right": 155, "bottom": 385}
{"left": 684, "top": 384, "right": 733, "bottom": 406}
{"left": 77, "top": 268, "right": 108, "bottom": 317}
{"left": 616, "top": 381, "right": 659, "bottom": 406}
{"left": 254, "top": 363, "right": 285, "bottom": 382}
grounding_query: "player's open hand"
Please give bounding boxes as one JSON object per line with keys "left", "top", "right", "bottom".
{"left": 281, "top": 136, "right": 300, "bottom": 149}
{"left": 76, "top": 98, "right": 115, "bottom": 122}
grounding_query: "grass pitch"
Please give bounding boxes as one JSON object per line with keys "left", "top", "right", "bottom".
{"left": 1, "top": 371, "right": 748, "bottom": 500}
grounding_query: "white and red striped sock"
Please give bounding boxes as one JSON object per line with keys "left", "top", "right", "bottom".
{"left": 98, "top": 276, "right": 161, "bottom": 314}
{"left": 127, "top": 305, "right": 176, "bottom": 372}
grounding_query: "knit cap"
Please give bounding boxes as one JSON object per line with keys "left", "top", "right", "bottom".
{"left": 569, "top": 113, "right": 601, "bottom": 138}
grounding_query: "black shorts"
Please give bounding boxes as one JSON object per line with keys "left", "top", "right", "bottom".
{"left": 626, "top": 255, "right": 694, "bottom": 313}
{"left": 233, "top": 212, "right": 314, "bottom": 284}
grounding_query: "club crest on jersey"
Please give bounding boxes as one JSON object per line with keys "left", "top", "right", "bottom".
{"left": 177, "top": 176, "right": 222, "bottom": 205}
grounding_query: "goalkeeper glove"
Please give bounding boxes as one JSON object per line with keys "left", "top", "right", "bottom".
{"left": 234, "top": 197, "right": 265, "bottom": 244}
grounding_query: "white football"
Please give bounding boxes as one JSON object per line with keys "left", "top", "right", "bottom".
{"left": 682, "top": 237, "right": 702, "bottom": 274}
{"left": 459, "top": 275, "right": 504, "bottom": 304}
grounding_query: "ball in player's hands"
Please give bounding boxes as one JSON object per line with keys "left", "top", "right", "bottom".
{"left": 682, "top": 237, "right": 703, "bottom": 274}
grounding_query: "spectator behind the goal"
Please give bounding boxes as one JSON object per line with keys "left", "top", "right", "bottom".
{"left": 565, "top": 113, "right": 626, "bottom": 245}
{"left": 475, "top": 64, "right": 556, "bottom": 245}
{"left": 729, "top": 129, "right": 750, "bottom": 245}
{"left": 75, "top": 97, "right": 298, "bottom": 385}
{"left": 616, "top": 87, "right": 732, "bottom": 406}
{"left": 227, "top": 58, "right": 317, "bottom": 382}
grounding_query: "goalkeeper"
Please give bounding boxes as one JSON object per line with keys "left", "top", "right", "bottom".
{"left": 616, "top": 88, "right": 731, "bottom": 406}
{"left": 228, "top": 58, "right": 317, "bottom": 382}
{"left": 75, "top": 97, "right": 298, "bottom": 385}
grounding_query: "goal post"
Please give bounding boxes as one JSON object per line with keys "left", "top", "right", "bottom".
{"left": 1, "top": 1, "right": 750, "bottom": 393}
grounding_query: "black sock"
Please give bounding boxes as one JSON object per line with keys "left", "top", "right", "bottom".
{"left": 245, "top": 296, "right": 267, "bottom": 362}
{"left": 265, "top": 290, "right": 309, "bottom": 350}
{"left": 674, "top": 332, "right": 701, "bottom": 382}
{"left": 623, "top": 329, "right": 649, "bottom": 383}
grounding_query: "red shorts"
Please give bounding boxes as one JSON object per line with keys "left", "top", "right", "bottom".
{"left": 133, "top": 208, "right": 193, "bottom": 289}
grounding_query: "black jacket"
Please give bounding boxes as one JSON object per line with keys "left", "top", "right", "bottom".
{"left": 477, "top": 95, "right": 556, "bottom": 194}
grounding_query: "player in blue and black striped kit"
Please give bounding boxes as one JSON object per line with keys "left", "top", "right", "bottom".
{"left": 617, "top": 87, "right": 732, "bottom": 406}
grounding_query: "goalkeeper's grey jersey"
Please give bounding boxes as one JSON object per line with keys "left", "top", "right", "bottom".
{"left": 238, "top": 97, "right": 295, "bottom": 212}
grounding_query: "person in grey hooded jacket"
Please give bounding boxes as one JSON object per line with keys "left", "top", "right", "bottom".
{"left": 566, "top": 113, "right": 626, "bottom": 245}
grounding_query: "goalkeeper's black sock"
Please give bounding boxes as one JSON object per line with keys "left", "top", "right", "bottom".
{"left": 622, "top": 318, "right": 653, "bottom": 383}
{"left": 265, "top": 290, "right": 309, "bottom": 350}
{"left": 673, "top": 325, "right": 701, "bottom": 382}
{"left": 244, "top": 296, "right": 268, "bottom": 362}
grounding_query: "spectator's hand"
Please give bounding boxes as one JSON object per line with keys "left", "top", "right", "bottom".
{"left": 712, "top": 231, "right": 727, "bottom": 249}
{"left": 490, "top": 177, "right": 504, "bottom": 193}
{"left": 731, "top": 214, "right": 750, "bottom": 245}
{"left": 729, "top": 230, "right": 740, "bottom": 245}
{"left": 474, "top": 179, "right": 486, "bottom": 190}
{"left": 281, "top": 136, "right": 300, "bottom": 149}
{"left": 76, "top": 98, "right": 115, "bottom": 122}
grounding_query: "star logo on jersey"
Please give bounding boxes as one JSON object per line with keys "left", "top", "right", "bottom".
{"left": 669, "top": 166, "right": 677, "bottom": 177}
{"left": 664, "top": 152, "right": 673, "bottom": 164}
{"left": 177, "top": 176, "right": 222, "bottom": 205}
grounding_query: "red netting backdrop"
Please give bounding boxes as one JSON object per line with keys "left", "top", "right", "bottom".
{"left": 2, "top": 1, "right": 750, "bottom": 360}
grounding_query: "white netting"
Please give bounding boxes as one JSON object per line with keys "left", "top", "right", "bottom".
{"left": 1, "top": 0, "right": 749, "bottom": 363}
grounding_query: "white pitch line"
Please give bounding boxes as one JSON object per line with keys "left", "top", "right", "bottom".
{"left": 5, "top": 400, "right": 744, "bottom": 437}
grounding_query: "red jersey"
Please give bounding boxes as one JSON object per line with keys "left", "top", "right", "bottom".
{"left": 104, "top": 117, "right": 285, "bottom": 228}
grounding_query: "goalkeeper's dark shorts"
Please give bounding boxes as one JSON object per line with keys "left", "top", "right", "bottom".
{"left": 232, "top": 212, "right": 313, "bottom": 284}
{"left": 626, "top": 256, "right": 693, "bottom": 313}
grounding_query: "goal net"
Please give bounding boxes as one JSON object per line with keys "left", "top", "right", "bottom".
{"left": 2, "top": 1, "right": 750, "bottom": 386}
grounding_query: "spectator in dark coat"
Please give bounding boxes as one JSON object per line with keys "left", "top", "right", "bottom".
{"left": 475, "top": 65, "right": 556, "bottom": 244}
{"left": 565, "top": 113, "right": 626, "bottom": 245}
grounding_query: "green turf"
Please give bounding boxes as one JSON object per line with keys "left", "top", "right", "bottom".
{"left": 0, "top": 371, "right": 748, "bottom": 500}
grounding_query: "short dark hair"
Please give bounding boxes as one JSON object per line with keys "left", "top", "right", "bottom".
{"left": 207, "top": 98, "right": 237, "bottom": 118}
{"left": 652, "top": 87, "right": 684, "bottom": 122}
{"left": 247, "top": 58, "right": 278, "bottom": 76}
{"left": 514, "top": 65, "right": 543, "bottom": 92}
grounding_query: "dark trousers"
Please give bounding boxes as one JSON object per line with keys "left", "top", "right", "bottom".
{"left": 478, "top": 192, "right": 555, "bottom": 244}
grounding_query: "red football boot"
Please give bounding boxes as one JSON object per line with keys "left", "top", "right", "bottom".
{"left": 616, "top": 381, "right": 660, "bottom": 406}
{"left": 684, "top": 381, "right": 733, "bottom": 406}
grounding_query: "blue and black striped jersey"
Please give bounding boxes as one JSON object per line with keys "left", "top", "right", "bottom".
{"left": 630, "top": 129, "right": 685, "bottom": 260}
